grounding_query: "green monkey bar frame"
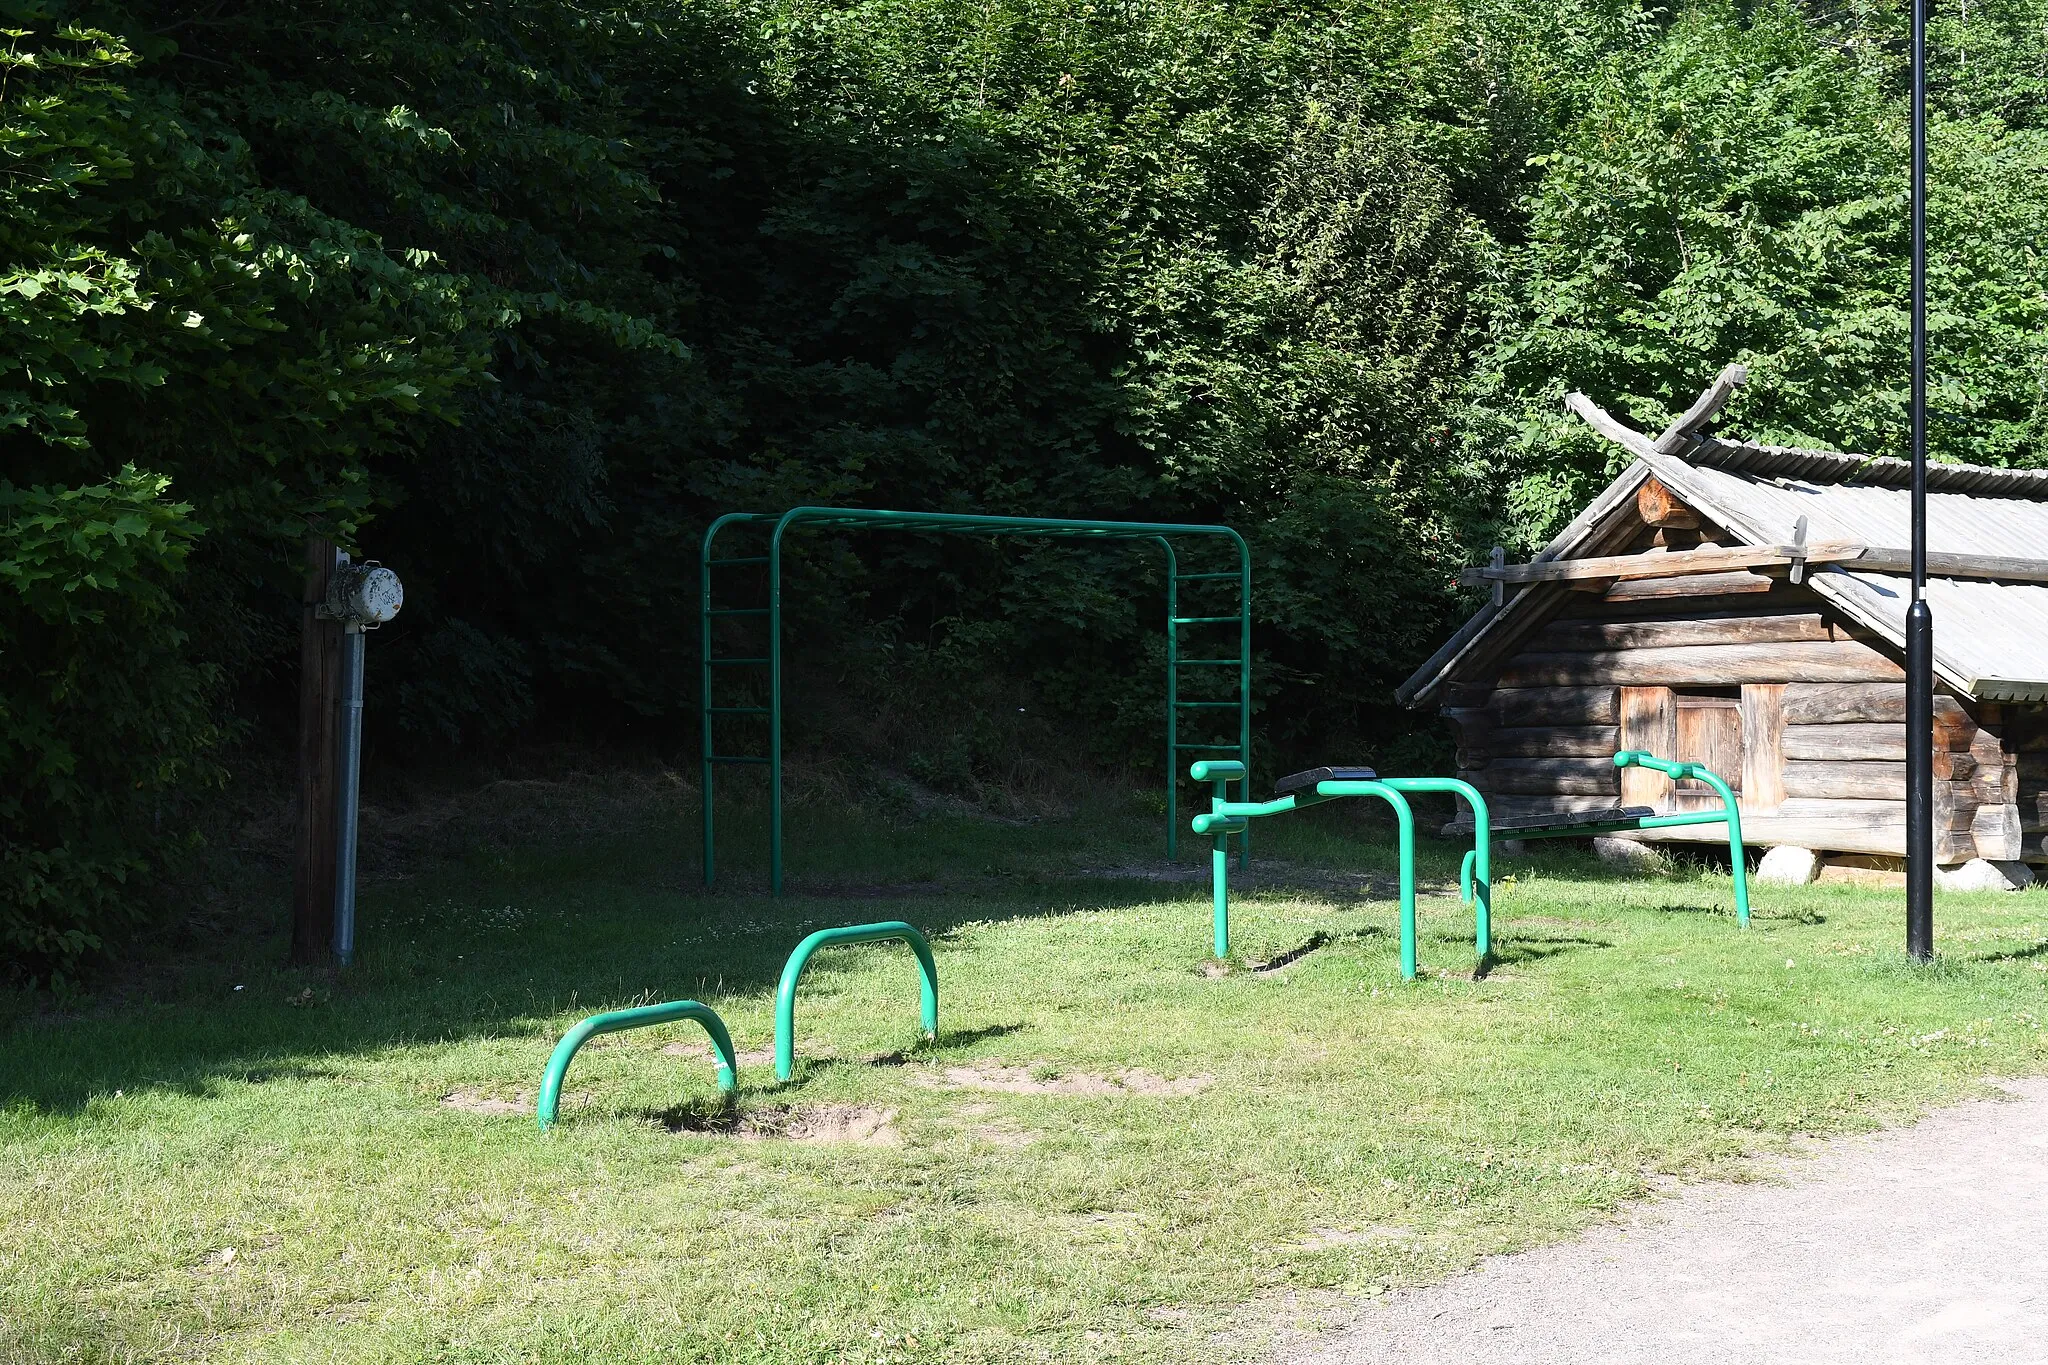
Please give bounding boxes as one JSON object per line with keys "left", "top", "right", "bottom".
{"left": 701, "top": 508, "right": 1252, "bottom": 893}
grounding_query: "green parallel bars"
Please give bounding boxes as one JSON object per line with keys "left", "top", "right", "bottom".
{"left": 1612, "top": 750, "right": 1751, "bottom": 925}
{"left": 536, "top": 999, "right": 738, "bottom": 1131}
{"left": 1192, "top": 764, "right": 1423, "bottom": 979}
{"left": 775, "top": 921, "right": 938, "bottom": 1082}
{"left": 701, "top": 509, "right": 1251, "bottom": 894}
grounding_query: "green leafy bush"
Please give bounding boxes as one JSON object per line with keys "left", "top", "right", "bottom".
{"left": 0, "top": 469, "right": 216, "bottom": 981}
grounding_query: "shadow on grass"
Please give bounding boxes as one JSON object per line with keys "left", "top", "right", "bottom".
{"left": 1486, "top": 934, "right": 1616, "bottom": 968}
{"left": 0, "top": 804, "right": 1531, "bottom": 1117}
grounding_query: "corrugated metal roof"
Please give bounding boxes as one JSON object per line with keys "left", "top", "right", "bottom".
{"left": 1691, "top": 439, "right": 2048, "bottom": 500}
{"left": 1653, "top": 456, "right": 2048, "bottom": 701}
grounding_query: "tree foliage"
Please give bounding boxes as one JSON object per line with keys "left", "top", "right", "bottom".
{"left": 7, "top": 0, "right": 2048, "bottom": 975}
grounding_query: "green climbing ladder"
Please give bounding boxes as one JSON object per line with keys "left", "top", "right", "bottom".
{"left": 700, "top": 508, "right": 1252, "bottom": 893}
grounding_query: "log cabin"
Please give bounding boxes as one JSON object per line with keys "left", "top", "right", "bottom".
{"left": 1397, "top": 365, "right": 2048, "bottom": 873}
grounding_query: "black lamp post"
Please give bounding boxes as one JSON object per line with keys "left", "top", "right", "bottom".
{"left": 1905, "top": 0, "right": 1935, "bottom": 959}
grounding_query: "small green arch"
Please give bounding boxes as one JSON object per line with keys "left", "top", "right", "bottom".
{"left": 775, "top": 921, "right": 938, "bottom": 1082}
{"left": 537, "top": 999, "right": 737, "bottom": 1131}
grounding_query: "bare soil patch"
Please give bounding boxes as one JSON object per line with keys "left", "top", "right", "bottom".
{"left": 910, "top": 1061, "right": 1212, "bottom": 1097}
{"left": 656, "top": 1103, "right": 903, "bottom": 1146}
{"left": 440, "top": 1088, "right": 533, "bottom": 1116}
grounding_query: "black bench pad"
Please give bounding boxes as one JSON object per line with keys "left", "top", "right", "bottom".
{"left": 1445, "top": 805, "right": 1657, "bottom": 836}
{"left": 1274, "top": 766, "right": 1379, "bottom": 797}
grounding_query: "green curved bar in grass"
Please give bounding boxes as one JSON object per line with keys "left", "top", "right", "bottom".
{"left": 536, "top": 999, "right": 737, "bottom": 1132}
{"left": 775, "top": 922, "right": 938, "bottom": 1083}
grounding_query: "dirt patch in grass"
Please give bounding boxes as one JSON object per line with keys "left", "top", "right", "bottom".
{"left": 656, "top": 1103, "right": 903, "bottom": 1146}
{"left": 440, "top": 1088, "right": 534, "bottom": 1116}
{"left": 910, "top": 1062, "right": 1212, "bottom": 1097}
{"left": 1292, "top": 1225, "right": 1414, "bottom": 1251}
{"left": 659, "top": 1040, "right": 776, "bottom": 1066}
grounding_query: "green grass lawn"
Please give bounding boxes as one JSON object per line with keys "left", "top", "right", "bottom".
{"left": 5, "top": 793, "right": 2047, "bottom": 1363}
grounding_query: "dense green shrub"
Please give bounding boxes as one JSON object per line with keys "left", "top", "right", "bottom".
{"left": 0, "top": 469, "right": 215, "bottom": 981}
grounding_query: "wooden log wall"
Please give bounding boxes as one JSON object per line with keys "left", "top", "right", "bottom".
{"left": 1447, "top": 580, "right": 2023, "bottom": 862}
{"left": 2012, "top": 706, "right": 2048, "bottom": 862}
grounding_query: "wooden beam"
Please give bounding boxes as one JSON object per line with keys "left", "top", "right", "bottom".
{"left": 1602, "top": 570, "right": 1776, "bottom": 601}
{"left": 1652, "top": 363, "right": 1749, "bottom": 454}
{"left": 1636, "top": 477, "right": 1700, "bottom": 529}
{"left": 1741, "top": 684, "right": 1786, "bottom": 813}
{"left": 1460, "top": 725, "right": 1620, "bottom": 762}
{"left": 1783, "top": 760, "right": 1907, "bottom": 802}
{"left": 1782, "top": 682, "right": 1970, "bottom": 725}
{"left": 1537, "top": 613, "right": 1832, "bottom": 652}
{"left": 1492, "top": 686, "right": 1620, "bottom": 727}
{"left": 1830, "top": 547, "right": 2048, "bottom": 585}
{"left": 1619, "top": 686, "right": 1676, "bottom": 809}
{"left": 1480, "top": 757, "right": 1623, "bottom": 796}
{"left": 291, "top": 535, "right": 342, "bottom": 968}
{"left": 1784, "top": 723, "right": 1909, "bottom": 762}
{"left": 1464, "top": 543, "right": 2048, "bottom": 590}
{"left": 1459, "top": 542, "right": 1865, "bottom": 588}
{"left": 1499, "top": 640, "right": 1904, "bottom": 689}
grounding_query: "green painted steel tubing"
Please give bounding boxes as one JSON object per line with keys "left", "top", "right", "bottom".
{"left": 775, "top": 922, "right": 938, "bottom": 1082}
{"left": 1192, "top": 765, "right": 1420, "bottom": 979}
{"left": 1193, "top": 761, "right": 1249, "bottom": 957}
{"left": 1311, "top": 782, "right": 1419, "bottom": 980}
{"left": 537, "top": 999, "right": 737, "bottom": 1131}
{"left": 703, "top": 509, "right": 1251, "bottom": 894}
{"left": 1378, "top": 777, "right": 1491, "bottom": 960}
{"left": 1614, "top": 751, "right": 1750, "bottom": 925}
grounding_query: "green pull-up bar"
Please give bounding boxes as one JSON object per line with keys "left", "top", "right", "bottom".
{"left": 701, "top": 508, "right": 1253, "bottom": 894}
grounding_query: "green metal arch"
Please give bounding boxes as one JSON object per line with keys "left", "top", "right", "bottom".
{"left": 774, "top": 921, "right": 938, "bottom": 1082}
{"left": 536, "top": 998, "right": 738, "bottom": 1131}
{"left": 701, "top": 507, "right": 1253, "bottom": 892}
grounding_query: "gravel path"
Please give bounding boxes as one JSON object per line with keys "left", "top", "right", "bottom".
{"left": 1283, "top": 1078, "right": 2048, "bottom": 1365}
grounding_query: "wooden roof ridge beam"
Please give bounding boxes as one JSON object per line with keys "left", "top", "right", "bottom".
{"left": 1652, "top": 364, "right": 1749, "bottom": 454}
{"left": 1460, "top": 544, "right": 2048, "bottom": 587}
{"left": 1459, "top": 541, "right": 1868, "bottom": 586}
{"left": 1561, "top": 366, "right": 1749, "bottom": 461}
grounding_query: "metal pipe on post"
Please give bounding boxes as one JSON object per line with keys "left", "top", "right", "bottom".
{"left": 333, "top": 619, "right": 366, "bottom": 967}
{"left": 316, "top": 557, "right": 404, "bottom": 970}
{"left": 1906, "top": 0, "right": 1935, "bottom": 960}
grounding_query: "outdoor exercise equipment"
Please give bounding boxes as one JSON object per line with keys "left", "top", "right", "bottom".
{"left": 1193, "top": 761, "right": 1459, "bottom": 980}
{"left": 1450, "top": 751, "right": 1750, "bottom": 926}
{"left": 1196, "top": 751, "right": 1748, "bottom": 983}
{"left": 775, "top": 921, "right": 938, "bottom": 1082}
{"left": 701, "top": 508, "right": 1251, "bottom": 893}
{"left": 536, "top": 999, "right": 738, "bottom": 1131}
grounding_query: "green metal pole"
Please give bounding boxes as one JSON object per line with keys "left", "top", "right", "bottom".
{"left": 1163, "top": 538, "right": 1179, "bottom": 862}
{"left": 1614, "top": 751, "right": 1749, "bottom": 926}
{"left": 769, "top": 517, "right": 787, "bottom": 896}
{"left": 1235, "top": 533, "right": 1252, "bottom": 871}
{"left": 1379, "top": 777, "right": 1490, "bottom": 961}
{"left": 537, "top": 999, "right": 738, "bottom": 1131}
{"left": 1306, "top": 781, "right": 1416, "bottom": 979}
{"left": 774, "top": 921, "right": 939, "bottom": 1082}
{"left": 1190, "top": 760, "right": 1249, "bottom": 958}
{"left": 700, "top": 521, "right": 717, "bottom": 888}
{"left": 1212, "top": 835, "right": 1230, "bottom": 958}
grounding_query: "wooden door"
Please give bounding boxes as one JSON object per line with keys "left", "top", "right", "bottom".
{"left": 1674, "top": 691, "right": 1743, "bottom": 810}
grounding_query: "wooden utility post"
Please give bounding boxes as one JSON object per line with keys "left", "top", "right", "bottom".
{"left": 291, "top": 536, "right": 343, "bottom": 966}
